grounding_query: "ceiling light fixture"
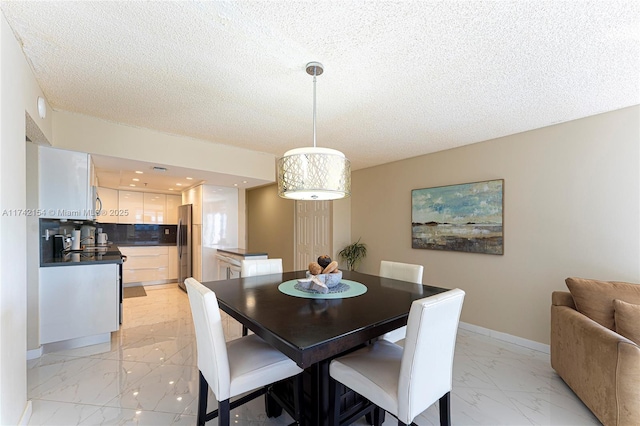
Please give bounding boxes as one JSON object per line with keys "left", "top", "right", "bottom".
{"left": 135, "top": 171, "right": 143, "bottom": 174}
{"left": 37, "top": 96, "right": 47, "bottom": 119}
{"left": 276, "top": 62, "right": 350, "bottom": 200}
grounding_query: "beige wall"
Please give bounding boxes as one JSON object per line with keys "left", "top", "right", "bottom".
{"left": 246, "top": 184, "right": 353, "bottom": 272}
{"left": 331, "top": 197, "right": 352, "bottom": 267}
{"left": 247, "top": 184, "right": 295, "bottom": 271}
{"left": 351, "top": 106, "right": 640, "bottom": 345}
{"left": 1, "top": 13, "right": 53, "bottom": 424}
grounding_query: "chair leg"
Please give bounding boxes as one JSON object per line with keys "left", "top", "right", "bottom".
{"left": 293, "top": 374, "right": 305, "bottom": 425}
{"left": 372, "top": 407, "right": 385, "bottom": 426}
{"left": 218, "top": 399, "right": 230, "bottom": 426}
{"left": 329, "top": 377, "right": 340, "bottom": 426}
{"left": 197, "top": 371, "right": 208, "bottom": 426}
{"left": 439, "top": 392, "right": 451, "bottom": 426}
{"left": 242, "top": 326, "right": 248, "bottom": 336}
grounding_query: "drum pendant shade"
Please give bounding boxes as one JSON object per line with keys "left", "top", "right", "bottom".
{"left": 277, "top": 63, "right": 351, "bottom": 200}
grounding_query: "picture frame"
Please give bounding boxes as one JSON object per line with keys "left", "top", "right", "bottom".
{"left": 411, "top": 179, "right": 504, "bottom": 255}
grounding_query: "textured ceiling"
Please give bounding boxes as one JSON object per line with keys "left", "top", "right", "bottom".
{"left": 2, "top": 1, "right": 639, "bottom": 172}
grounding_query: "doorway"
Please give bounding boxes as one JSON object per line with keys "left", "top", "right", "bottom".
{"left": 294, "top": 200, "right": 332, "bottom": 270}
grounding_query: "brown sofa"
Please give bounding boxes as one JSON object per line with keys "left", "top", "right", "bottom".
{"left": 551, "top": 290, "right": 640, "bottom": 426}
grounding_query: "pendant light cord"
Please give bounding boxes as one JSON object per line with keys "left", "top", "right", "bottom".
{"left": 312, "top": 68, "right": 317, "bottom": 148}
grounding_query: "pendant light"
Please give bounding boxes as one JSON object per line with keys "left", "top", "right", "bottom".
{"left": 276, "top": 62, "right": 351, "bottom": 200}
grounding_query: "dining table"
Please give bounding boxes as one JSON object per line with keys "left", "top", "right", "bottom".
{"left": 202, "top": 269, "right": 449, "bottom": 426}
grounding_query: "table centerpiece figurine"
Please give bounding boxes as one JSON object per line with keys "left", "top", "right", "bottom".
{"left": 298, "top": 255, "right": 342, "bottom": 293}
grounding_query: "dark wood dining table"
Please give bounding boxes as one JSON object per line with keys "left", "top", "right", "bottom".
{"left": 202, "top": 270, "right": 449, "bottom": 425}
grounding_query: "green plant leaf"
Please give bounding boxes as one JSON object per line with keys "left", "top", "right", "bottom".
{"left": 338, "top": 238, "right": 367, "bottom": 271}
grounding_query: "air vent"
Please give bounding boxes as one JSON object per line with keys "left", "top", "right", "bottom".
{"left": 152, "top": 166, "right": 168, "bottom": 172}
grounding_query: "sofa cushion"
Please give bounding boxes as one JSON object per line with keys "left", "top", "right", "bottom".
{"left": 565, "top": 277, "right": 640, "bottom": 330}
{"left": 614, "top": 299, "right": 640, "bottom": 345}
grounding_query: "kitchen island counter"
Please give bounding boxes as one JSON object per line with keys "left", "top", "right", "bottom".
{"left": 217, "top": 247, "right": 268, "bottom": 257}
{"left": 216, "top": 248, "right": 268, "bottom": 280}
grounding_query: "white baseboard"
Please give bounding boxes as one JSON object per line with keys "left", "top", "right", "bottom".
{"left": 18, "top": 400, "right": 32, "bottom": 426}
{"left": 459, "top": 321, "right": 550, "bottom": 354}
{"left": 26, "top": 346, "right": 43, "bottom": 360}
{"left": 124, "top": 279, "right": 176, "bottom": 288}
{"left": 41, "top": 333, "right": 111, "bottom": 355}
{"left": 144, "top": 282, "right": 178, "bottom": 291}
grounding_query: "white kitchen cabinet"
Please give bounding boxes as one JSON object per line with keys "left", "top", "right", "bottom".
{"left": 97, "top": 187, "right": 119, "bottom": 223}
{"left": 120, "top": 246, "right": 170, "bottom": 285}
{"left": 165, "top": 194, "right": 181, "bottom": 224}
{"left": 168, "top": 246, "right": 178, "bottom": 281}
{"left": 38, "top": 145, "right": 97, "bottom": 220}
{"left": 114, "top": 190, "right": 181, "bottom": 225}
{"left": 184, "top": 185, "right": 239, "bottom": 281}
{"left": 39, "top": 264, "right": 119, "bottom": 345}
{"left": 183, "top": 185, "right": 203, "bottom": 225}
{"left": 143, "top": 193, "right": 166, "bottom": 224}
{"left": 118, "top": 191, "right": 144, "bottom": 224}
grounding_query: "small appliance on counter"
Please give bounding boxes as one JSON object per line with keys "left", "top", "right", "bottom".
{"left": 53, "top": 234, "right": 72, "bottom": 256}
{"left": 97, "top": 232, "right": 108, "bottom": 245}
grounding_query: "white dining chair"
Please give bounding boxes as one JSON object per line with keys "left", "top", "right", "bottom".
{"left": 329, "top": 288, "right": 465, "bottom": 426}
{"left": 241, "top": 258, "right": 283, "bottom": 277}
{"left": 378, "top": 260, "right": 424, "bottom": 344}
{"left": 185, "top": 278, "right": 304, "bottom": 426}
{"left": 240, "top": 258, "right": 283, "bottom": 335}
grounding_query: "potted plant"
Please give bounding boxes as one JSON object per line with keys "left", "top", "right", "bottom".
{"left": 338, "top": 238, "right": 367, "bottom": 271}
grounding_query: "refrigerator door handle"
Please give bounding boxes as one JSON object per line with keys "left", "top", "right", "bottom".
{"left": 177, "top": 218, "right": 182, "bottom": 258}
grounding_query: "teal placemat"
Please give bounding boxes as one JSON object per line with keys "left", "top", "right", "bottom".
{"left": 278, "top": 279, "right": 367, "bottom": 299}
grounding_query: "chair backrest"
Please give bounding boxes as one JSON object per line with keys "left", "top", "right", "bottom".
{"left": 397, "top": 288, "right": 465, "bottom": 424}
{"left": 379, "top": 260, "right": 424, "bottom": 284}
{"left": 241, "top": 258, "right": 283, "bottom": 277}
{"left": 184, "top": 277, "right": 232, "bottom": 401}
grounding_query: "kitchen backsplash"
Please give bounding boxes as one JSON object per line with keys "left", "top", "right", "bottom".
{"left": 96, "top": 223, "right": 177, "bottom": 245}
{"left": 40, "top": 219, "right": 177, "bottom": 263}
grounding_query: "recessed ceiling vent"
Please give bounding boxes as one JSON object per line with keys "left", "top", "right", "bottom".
{"left": 152, "top": 166, "right": 168, "bottom": 172}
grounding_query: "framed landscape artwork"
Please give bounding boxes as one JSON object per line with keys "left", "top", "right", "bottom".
{"left": 411, "top": 179, "right": 504, "bottom": 255}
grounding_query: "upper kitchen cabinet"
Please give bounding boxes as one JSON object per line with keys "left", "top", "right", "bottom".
{"left": 97, "top": 187, "right": 119, "bottom": 223}
{"left": 143, "top": 193, "right": 166, "bottom": 224}
{"left": 165, "top": 194, "right": 182, "bottom": 225}
{"left": 38, "top": 145, "right": 98, "bottom": 220}
{"left": 118, "top": 191, "right": 144, "bottom": 224}
{"left": 113, "top": 190, "right": 178, "bottom": 224}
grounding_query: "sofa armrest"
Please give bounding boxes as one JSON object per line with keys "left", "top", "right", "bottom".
{"left": 552, "top": 291, "right": 576, "bottom": 309}
{"left": 551, "top": 304, "right": 640, "bottom": 426}
{"left": 617, "top": 341, "right": 640, "bottom": 425}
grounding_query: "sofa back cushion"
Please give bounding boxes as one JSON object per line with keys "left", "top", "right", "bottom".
{"left": 614, "top": 299, "right": 640, "bottom": 345}
{"left": 565, "top": 277, "right": 640, "bottom": 330}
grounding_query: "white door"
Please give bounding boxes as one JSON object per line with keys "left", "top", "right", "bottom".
{"left": 295, "top": 200, "right": 331, "bottom": 270}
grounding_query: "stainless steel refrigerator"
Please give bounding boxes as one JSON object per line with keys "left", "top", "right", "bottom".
{"left": 177, "top": 204, "right": 192, "bottom": 292}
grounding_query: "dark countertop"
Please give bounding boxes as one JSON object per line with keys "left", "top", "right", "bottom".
{"left": 116, "top": 242, "right": 175, "bottom": 247}
{"left": 217, "top": 248, "right": 268, "bottom": 257}
{"left": 41, "top": 244, "right": 124, "bottom": 267}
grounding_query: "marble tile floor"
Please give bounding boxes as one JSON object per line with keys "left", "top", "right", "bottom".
{"left": 27, "top": 284, "right": 601, "bottom": 426}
